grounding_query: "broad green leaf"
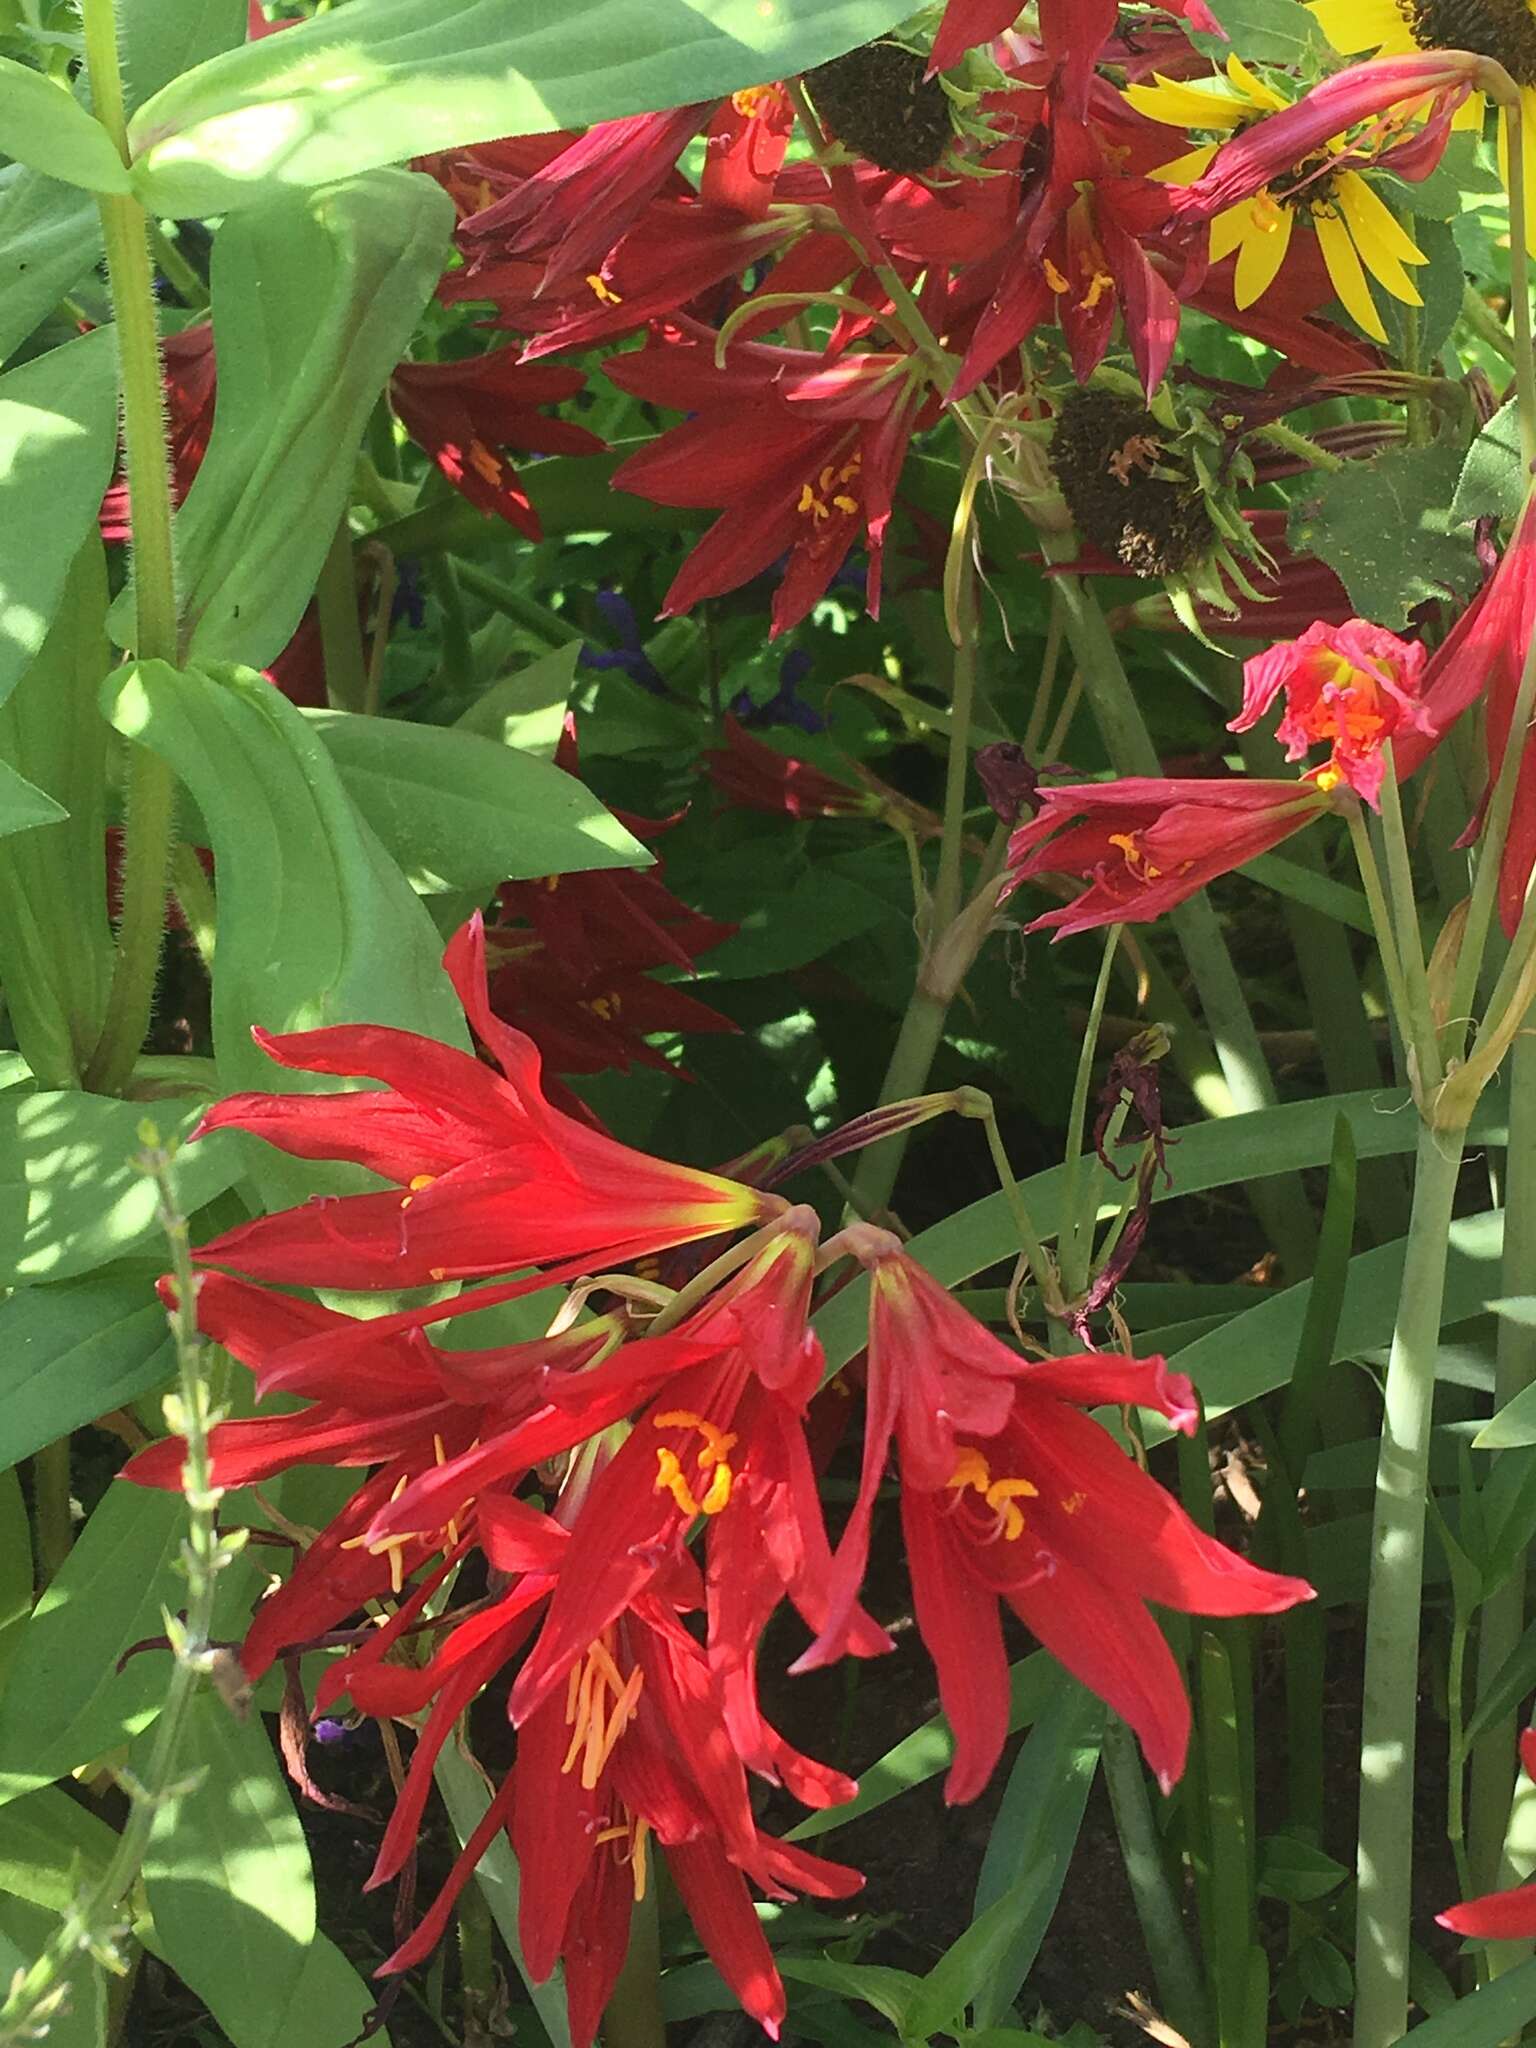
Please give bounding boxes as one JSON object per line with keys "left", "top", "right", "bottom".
{"left": 966, "top": 1675, "right": 1102, "bottom": 2027}
{"left": 1401, "top": 1957, "right": 1536, "bottom": 2046}
{"left": 142, "top": 1695, "right": 315, "bottom": 2048}
{"left": 0, "top": 1890, "right": 106, "bottom": 2048}
{"left": 1191, "top": 0, "right": 1323, "bottom": 62}
{"left": 692, "top": 865, "right": 893, "bottom": 980}
{"left": 101, "top": 663, "right": 467, "bottom": 1142}
{"left": 1256, "top": 1833, "right": 1349, "bottom": 1905}
{"left": 454, "top": 642, "right": 580, "bottom": 759}
{"left": 1467, "top": 1609, "right": 1536, "bottom": 1748}
{"left": 305, "top": 708, "right": 649, "bottom": 893}
{"left": 0, "top": 1784, "right": 117, "bottom": 1913}
{"left": 129, "top": 0, "right": 914, "bottom": 217}
{"left": 1276, "top": 1112, "right": 1358, "bottom": 1474}
{"left": 0, "top": 539, "right": 114, "bottom": 1087}
{"left": 159, "top": 172, "right": 452, "bottom": 670}
{"left": 814, "top": 1087, "right": 1509, "bottom": 1374}
{"left": 119, "top": 0, "right": 247, "bottom": 110}
{"left": 0, "top": 1467, "right": 29, "bottom": 1687}
{"left": 1476, "top": 1377, "right": 1536, "bottom": 1449}
{"left": 1287, "top": 443, "right": 1481, "bottom": 629}
{"left": 1240, "top": 852, "right": 1372, "bottom": 935}
{"left": 775, "top": 1958, "right": 921, "bottom": 2035}
{"left": 787, "top": 1655, "right": 1055, "bottom": 1843}
{"left": 0, "top": 1264, "right": 168, "bottom": 1470}
{"left": 0, "top": 58, "right": 132, "bottom": 193}
{"left": 908, "top": 1871, "right": 1054, "bottom": 2044}
{"left": 263, "top": 1933, "right": 395, "bottom": 2048}
{"left": 0, "top": 329, "right": 121, "bottom": 716}
{"left": 0, "top": 168, "right": 100, "bottom": 366}
{"left": 433, "top": 1739, "right": 573, "bottom": 2048}
{"left": 0, "top": 1485, "right": 188, "bottom": 1802}
{"left": 1452, "top": 398, "right": 1525, "bottom": 527}
{"left": 0, "top": 1092, "right": 240, "bottom": 1285}
{"left": 1490, "top": 1297, "right": 1536, "bottom": 1326}
{"left": 0, "top": 760, "right": 62, "bottom": 833}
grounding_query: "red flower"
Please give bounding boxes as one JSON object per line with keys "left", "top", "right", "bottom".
{"left": 365, "top": 1210, "right": 890, "bottom": 1798}
{"left": 388, "top": 350, "right": 604, "bottom": 540}
{"left": 188, "top": 914, "right": 784, "bottom": 1289}
{"left": 701, "top": 87, "right": 797, "bottom": 219}
{"left": 369, "top": 1521, "right": 862, "bottom": 2046}
{"left": 703, "top": 714, "right": 878, "bottom": 820}
{"left": 1001, "top": 777, "right": 1329, "bottom": 937}
{"left": 1438, "top": 1730, "right": 1536, "bottom": 1939}
{"left": 608, "top": 332, "right": 930, "bottom": 635}
{"left": 796, "top": 1244, "right": 1312, "bottom": 1796}
{"left": 1230, "top": 617, "right": 1430, "bottom": 807}
{"left": 100, "top": 324, "right": 216, "bottom": 542}
{"left": 1411, "top": 494, "right": 1536, "bottom": 935}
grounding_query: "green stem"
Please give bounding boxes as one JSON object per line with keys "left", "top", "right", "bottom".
{"left": 146, "top": 221, "right": 208, "bottom": 311}
{"left": 171, "top": 845, "right": 217, "bottom": 973}
{"left": 1377, "top": 753, "right": 1443, "bottom": 1091}
{"left": 970, "top": 1095, "right": 1061, "bottom": 1312}
{"left": 601, "top": 1880, "right": 665, "bottom": 2048}
{"left": 453, "top": 558, "right": 580, "bottom": 649}
{"left": 1346, "top": 806, "right": 1417, "bottom": 1068}
{"left": 316, "top": 519, "right": 369, "bottom": 714}
{"left": 1499, "top": 91, "right": 1536, "bottom": 471}
{"left": 934, "top": 557, "right": 978, "bottom": 931}
{"left": 1467, "top": 1032, "right": 1536, "bottom": 1906}
{"left": 1352, "top": 1120, "right": 1470, "bottom": 2048}
{"left": 1254, "top": 420, "right": 1347, "bottom": 472}
{"left": 1101, "top": 1715, "right": 1213, "bottom": 2048}
{"left": 1462, "top": 280, "right": 1517, "bottom": 365}
{"left": 78, "top": 0, "right": 181, "bottom": 1099}
{"left": 1022, "top": 605, "right": 1065, "bottom": 760}
{"left": 1057, "top": 925, "right": 1120, "bottom": 1299}
{"left": 31, "top": 1437, "right": 73, "bottom": 1582}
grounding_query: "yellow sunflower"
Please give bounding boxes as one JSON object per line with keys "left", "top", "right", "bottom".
{"left": 1127, "top": 54, "right": 1429, "bottom": 340}
{"left": 1310, "top": 0, "right": 1536, "bottom": 250}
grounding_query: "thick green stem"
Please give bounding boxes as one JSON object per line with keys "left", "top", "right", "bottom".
{"left": 1058, "top": 926, "right": 1120, "bottom": 1300}
{"left": 79, "top": 0, "right": 181, "bottom": 1098}
{"left": 316, "top": 519, "right": 369, "bottom": 714}
{"left": 1468, "top": 1032, "right": 1536, "bottom": 1905}
{"left": 1101, "top": 1715, "right": 1213, "bottom": 2048}
{"left": 601, "top": 1882, "right": 665, "bottom": 2048}
{"left": 1352, "top": 1122, "right": 1470, "bottom": 2048}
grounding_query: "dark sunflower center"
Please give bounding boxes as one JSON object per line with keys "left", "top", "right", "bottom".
{"left": 1048, "top": 389, "right": 1213, "bottom": 581}
{"left": 1407, "top": 0, "right": 1536, "bottom": 84}
{"left": 804, "top": 42, "right": 953, "bottom": 175}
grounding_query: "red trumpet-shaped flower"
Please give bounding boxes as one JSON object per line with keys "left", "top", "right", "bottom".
{"left": 364, "top": 1210, "right": 890, "bottom": 1800}
{"left": 1230, "top": 617, "right": 1430, "bottom": 807}
{"left": 703, "top": 713, "right": 882, "bottom": 821}
{"left": 388, "top": 350, "right": 604, "bottom": 540}
{"left": 369, "top": 1519, "right": 862, "bottom": 2047}
{"left": 1002, "top": 777, "right": 1330, "bottom": 937}
{"left": 607, "top": 332, "right": 932, "bottom": 635}
{"left": 189, "top": 914, "right": 784, "bottom": 1290}
{"left": 796, "top": 1243, "right": 1312, "bottom": 1796}
{"left": 1438, "top": 1730, "right": 1536, "bottom": 1940}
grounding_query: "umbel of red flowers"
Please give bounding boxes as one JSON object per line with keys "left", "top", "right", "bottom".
{"left": 127, "top": 915, "right": 1310, "bottom": 2043}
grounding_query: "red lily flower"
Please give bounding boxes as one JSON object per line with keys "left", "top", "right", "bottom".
{"left": 365, "top": 1210, "right": 890, "bottom": 1797}
{"left": 1230, "top": 617, "right": 1430, "bottom": 807}
{"left": 703, "top": 714, "right": 878, "bottom": 820}
{"left": 388, "top": 350, "right": 604, "bottom": 540}
{"left": 188, "top": 914, "right": 784, "bottom": 1289}
{"left": 1409, "top": 493, "right": 1536, "bottom": 935}
{"left": 795, "top": 1243, "right": 1312, "bottom": 1796}
{"left": 1439, "top": 1730, "right": 1536, "bottom": 1940}
{"left": 370, "top": 1525, "right": 863, "bottom": 2046}
{"left": 1001, "top": 777, "right": 1331, "bottom": 937}
{"left": 702, "top": 86, "right": 797, "bottom": 219}
{"left": 608, "top": 332, "right": 931, "bottom": 635}
{"left": 100, "top": 323, "right": 216, "bottom": 542}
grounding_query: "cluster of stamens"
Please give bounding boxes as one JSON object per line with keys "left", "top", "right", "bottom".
{"left": 797, "top": 451, "right": 862, "bottom": 527}
{"left": 944, "top": 1447, "right": 1040, "bottom": 1543}
{"left": 653, "top": 1410, "right": 738, "bottom": 1517}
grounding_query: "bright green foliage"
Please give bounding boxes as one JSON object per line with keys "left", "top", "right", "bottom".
{"left": 0, "top": 57, "right": 132, "bottom": 192}
{"left": 0, "top": 1263, "right": 170, "bottom": 1470}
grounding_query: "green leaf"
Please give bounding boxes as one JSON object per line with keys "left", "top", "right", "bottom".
{"left": 0, "top": 329, "right": 121, "bottom": 716}
{"left": 1239, "top": 852, "right": 1373, "bottom": 935}
{"left": 1287, "top": 443, "right": 1481, "bottom": 629}
{"left": 454, "top": 642, "right": 579, "bottom": 759}
{"left": 1256, "top": 1833, "right": 1350, "bottom": 1905}
{"left": 1292, "top": 1935, "right": 1352, "bottom": 2010}
{"left": 0, "top": 1092, "right": 241, "bottom": 1285}
{"left": 305, "top": 708, "right": 650, "bottom": 893}
{"left": 159, "top": 172, "right": 452, "bottom": 670}
{"left": 775, "top": 1957, "right": 921, "bottom": 2036}
{"left": 692, "top": 864, "right": 893, "bottom": 980}
{"left": 0, "top": 1891, "right": 106, "bottom": 2047}
{"left": 0, "top": 58, "right": 132, "bottom": 193}
{"left": 1476, "top": 1377, "right": 1536, "bottom": 1449}
{"left": 0, "top": 1485, "right": 189, "bottom": 1802}
{"left": 1467, "top": 1609, "right": 1536, "bottom": 1748}
{"left": 0, "top": 169, "right": 100, "bottom": 366}
{"left": 142, "top": 1695, "right": 315, "bottom": 2048}
{"left": 814, "top": 1086, "right": 1508, "bottom": 1375}
{"left": 787, "top": 1655, "right": 1056, "bottom": 1843}
{"left": 433, "top": 1739, "right": 572, "bottom": 2048}
{"left": 1190, "top": 0, "right": 1323, "bottom": 62}
{"left": 119, "top": 0, "right": 247, "bottom": 110}
{"left": 1401, "top": 1957, "right": 1536, "bottom": 2047}
{"left": 0, "top": 1784, "right": 117, "bottom": 1913}
{"left": 1489, "top": 1296, "right": 1536, "bottom": 1326}
{"left": 129, "top": 0, "right": 916, "bottom": 217}
{"left": 0, "top": 1467, "right": 30, "bottom": 1688}
{"left": 101, "top": 663, "right": 467, "bottom": 1152}
{"left": 1451, "top": 397, "right": 1525, "bottom": 526}
{"left": 0, "top": 538, "right": 115, "bottom": 1087}
{"left": 965, "top": 1675, "right": 1102, "bottom": 2028}
{"left": 0, "top": 760, "right": 63, "bottom": 833}
{"left": 0, "top": 1264, "right": 169, "bottom": 1470}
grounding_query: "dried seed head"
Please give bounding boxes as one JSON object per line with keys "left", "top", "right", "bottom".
{"left": 804, "top": 42, "right": 953, "bottom": 174}
{"left": 1048, "top": 388, "right": 1214, "bottom": 580}
{"left": 1406, "top": 0, "right": 1536, "bottom": 83}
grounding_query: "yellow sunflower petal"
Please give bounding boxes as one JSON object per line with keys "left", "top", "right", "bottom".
{"left": 1224, "top": 55, "right": 1288, "bottom": 113}
{"left": 1314, "top": 206, "right": 1388, "bottom": 341}
{"left": 1232, "top": 201, "right": 1295, "bottom": 309}
{"left": 1125, "top": 72, "right": 1250, "bottom": 129}
{"left": 1343, "top": 168, "right": 1441, "bottom": 299}
{"left": 1209, "top": 201, "right": 1249, "bottom": 265}
{"left": 1150, "top": 142, "right": 1221, "bottom": 184}
{"left": 1307, "top": 0, "right": 1415, "bottom": 55}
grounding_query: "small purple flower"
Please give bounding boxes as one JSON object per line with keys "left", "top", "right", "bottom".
{"left": 581, "top": 586, "right": 666, "bottom": 694}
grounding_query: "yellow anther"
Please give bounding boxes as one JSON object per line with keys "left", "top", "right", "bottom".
{"left": 798, "top": 480, "right": 828, "bottom": 521}
{"left": 586, "top": 273, "right": 623, "bottom": 305}
{"left": 466, "top": 441, "right": 503, "bottom": 489}
{"left": 1078, "top": 267, "right": 1115, "bottom": 312}
{"left": 1060, "top": 1491, "right": 1088, "bottom": 1515}
{"left": 948, "top": 1446, "right": 993, "bottom": 1495}
{"left": 832, "top": 494, "right": 858, "bottom": 515}
{"left": 654, "top": 1448, "right": 704, "bottom": 1518}
{"left": 1043, "top": 257, "right": 1071, "bottom": 294}
{"left": 985, "top": 1475, "right": 1039, "bottom": 1542}
{"left": 652, "top": 1411, "right": 738, "bottom": 1466}
{"left": 1108, "top": 831, "right": 1163, "bottom": 881}
{"left": 409, "top": 1174, "right": 437, "bottom": 1192}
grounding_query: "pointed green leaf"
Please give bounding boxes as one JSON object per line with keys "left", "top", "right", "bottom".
{"left": 130, "top": 0, "right": 917, "bottom": 217}
{"left": 0, "top": 1785, "right": 118, "bottom": 1914}
{"left": 0, "top": 59, "right": 131, "bottom": 193}
{"left": 306, "top": 707, "right": 649, "bottom": 893}
{"left": 0, "top": 1264, "right": 169, "bottom": 1471}
{"left": 119, "top": 0, "right": 248, "bottom": 110}
{"left": 0, "top": 169, "right": 100, "bottom": 367}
